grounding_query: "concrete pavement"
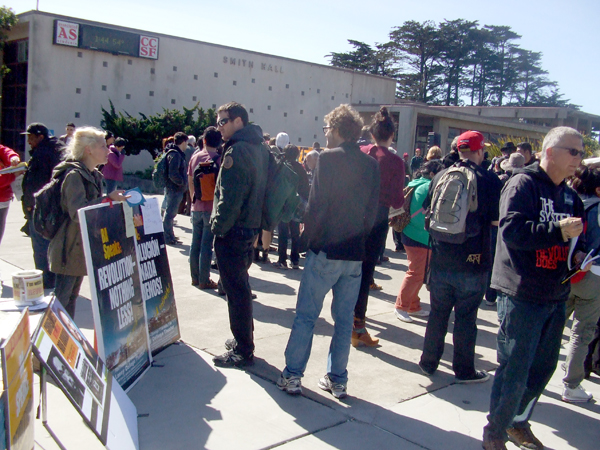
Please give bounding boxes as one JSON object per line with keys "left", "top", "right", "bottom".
{"left": 0, "top": 197, "right": 598, "bottom": 449}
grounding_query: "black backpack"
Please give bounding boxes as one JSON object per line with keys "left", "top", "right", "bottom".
{"left": 33, "top": 168, "right": 74, "bottom": 240}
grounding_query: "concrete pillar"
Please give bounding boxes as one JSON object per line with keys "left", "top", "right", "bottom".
{"left": 396, "top": 107, "right": 417, "bottom": 157}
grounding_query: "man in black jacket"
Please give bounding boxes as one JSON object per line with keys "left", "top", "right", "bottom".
{"left": 277, "top": 104, "right": 380, "bottom": 398}
{"left": 21, "top": 123, "right": 64, "bottom": 289}
{"left": 162, "top": 132, "right": 188, "bottom": 245}
{"left": 483, "top": 127, "right": 589, "bottom": 450}
{"left": 211, "top": 102, "right": 270, "bottom": 368}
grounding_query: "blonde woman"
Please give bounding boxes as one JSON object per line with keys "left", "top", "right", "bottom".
{"left": 426, "top": 145, "right": 442, "bottom": 161}
{"left": 48, "top": 127, "right": 127, "bottom": 318}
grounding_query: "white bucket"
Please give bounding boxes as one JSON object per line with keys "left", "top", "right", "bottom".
{"left": 12, "top": 270, "right": 44, "bottom": 307}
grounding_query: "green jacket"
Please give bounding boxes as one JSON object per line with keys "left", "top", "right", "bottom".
{"left": 48, "top": 160, "right": 104, "bottom": 275}
{"left": 210, "top": 125, "right": 269, "bottom": 237}
{"left": 402, "top": 176, "right": 431, "bottom": 246}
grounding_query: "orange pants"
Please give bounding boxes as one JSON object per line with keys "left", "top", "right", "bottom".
{"left": 395, "top": 245, "right": 431, "bottom": 313}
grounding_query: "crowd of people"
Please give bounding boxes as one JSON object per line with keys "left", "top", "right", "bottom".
{"left": 5, "top": 101, "right": 600, "bottom": 450}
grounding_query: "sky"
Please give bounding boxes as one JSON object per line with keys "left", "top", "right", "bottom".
{"left": 9, "top": 0, "right": 600, "bottom": 116}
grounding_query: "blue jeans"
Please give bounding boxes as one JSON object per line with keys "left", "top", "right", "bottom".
{"left": 283, "top": 250, "right": 362, "bottom": 384}
{"left": 190, "top": 211, "right": 213, "bottom": 284}
{"left": 162, "top": 189, "right": 184, "bottom": 242}
{"left": 420, "top": 268, "right": 488, "bottom": 379}
{"left": 484, "top": 293, "right": 565, "bottom": 441}
{"left": 29, "top": 220, "right": 55, "bottom": 289}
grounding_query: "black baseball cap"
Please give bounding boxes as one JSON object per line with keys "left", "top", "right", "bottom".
{"left": 21, "top": 123, "right": 49, "bottom": 137}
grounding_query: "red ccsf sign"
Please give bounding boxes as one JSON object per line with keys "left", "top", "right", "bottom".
{"left": 139, "top": 36, "right": 159, "bottom": 59}
{"left": 55, "top": 21, "right": 79, "bottom": 47}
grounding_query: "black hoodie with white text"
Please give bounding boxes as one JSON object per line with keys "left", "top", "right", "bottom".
{"left": 491, "top": 161, "right": 585, "bottom": 303}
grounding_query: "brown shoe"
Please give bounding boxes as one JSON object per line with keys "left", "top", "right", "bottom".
{"left": 351, "top": 330, "right": 380, "bottom": 347}
{"left": 507, "top": 427, "right": 543, "bottom": 450}
{"left": 199, "top": 280, "right": 219, "bottom": 290}
{"left": 369, "top": 282, "right": 383, "bottom": 291}
{"left": 482, "top": 435, "right": 507, "bottom": 450}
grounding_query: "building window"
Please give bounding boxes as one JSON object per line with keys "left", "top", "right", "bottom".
{"left": 300, "top": 110, "right": 303, "bottom": 114}
{"left": 317, "top": 88, "right": 320, "bottom": 93}
{"left": 126, "top": 94, "right": 131, "bottom": 99}
{"left": 171, "top": 99, "right": 176, "bottom": 104}
{"left": 102, "top": 85, "right": 107, "bottom": 91}
{"left": 249, "top": 108, "right": 254, "bottom": 113}
{"left": 286, "top": 84, "right": 289, "bottom": 89}
{"left": 301, "top": 91, "right": 304, "bottom": 96}
{"left": 298, "top": 138, "right": 302, "bottom": 143}
{"left": 346, "top": 93, "right": 349, "bottom": 98}
{"left": 128, "top": 59, "right": 132, "bottom": 65}
{"left": 173, "top": 66, "right": 177, "bottom": 72}
{"left": 233, "top": 80, "right": 237, "bottom": 86}
{"left": 214, "top": 72, "right": 218, "bottom": 78}
{"left": 77, "top": 52, "right": 82, "bottom": 58}
{"left": 372, "top": 98, "right": 375, "bottom": 103}
{"left": 149, "top": 91, "right": 154, "bottom": 96}
{"left": 212, "top": 104, "right": 216, "bottom": 108}
{"left": 268, "top": 105, "right": 271, "bottom": 110}
{"left": 151, "top": 68, "right": 155, "bottom": 74}
{"left": 268, "top": 86, "right": 272, "bottom": 91}
{"left": 331, "top": 96, "right": 335, "bottom": 100}
{"left": 103, "top": 61, "right": 108, "bottom": 67}
{"left": 192, "top": 96, "right": 197, "bottom": 101}
{"left": 315, "top": 116, "right": 318, "bottom": 121}
{"left": 252, "top": 78, "right": 255, "bottom": 83}
{"left": 284, "top": 112, "right": 287, "bottom": 117}
{"left": 194, "top": 74, "right": 198, "bottom": 80}
{"left": 314, "top": 134, "right": 317, "bottom": 139}
{"left": 74, "top": 112, "right": 80, "bottom": 118}
{"left": 76, "top": 88, "right": 81, "bottom": 94}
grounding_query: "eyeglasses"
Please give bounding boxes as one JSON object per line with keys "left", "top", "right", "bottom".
{"left": 322, "top": 126, "right": 331, "bottom": 134}
{"left": 217, "top": 118, "right": 231, "bottom": 127}
{"left": 555, "top": 146, "right": 585, "bottom": 158}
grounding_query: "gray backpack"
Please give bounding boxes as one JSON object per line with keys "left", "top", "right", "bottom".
{"left": 427, "top": 164, "right": 478, "bottom": 244}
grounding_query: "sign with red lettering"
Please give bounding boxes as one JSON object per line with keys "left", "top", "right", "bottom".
{"left": 55, "top": 20, "right": 79, "bottom": 47}
{"left": 139, "top": 35, "right": 159, "bottom": 60}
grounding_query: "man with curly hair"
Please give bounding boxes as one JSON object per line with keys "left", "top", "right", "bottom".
{"left": 276, "top": 104, "right": 380, "bottom": 399}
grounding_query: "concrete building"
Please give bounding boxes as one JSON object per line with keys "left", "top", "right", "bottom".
{"left": 2, "top": 10, "right": 396, "bottom": 168}
{"left": 355, "top": 102, "right": 600, "bottom": 157}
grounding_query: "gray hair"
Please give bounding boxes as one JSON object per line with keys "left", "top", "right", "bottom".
{"left": 66, "top": 127, "right": 106, "bottom": 160}
{"left": 542, "top": 126, "right": 583, "bottom": 159}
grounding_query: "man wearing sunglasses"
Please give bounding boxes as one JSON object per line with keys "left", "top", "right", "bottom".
{"left": 483, "top": 127, "right": 589, "bottom": 450}
{"left": 211, "top": 102, "right": 270, "bottom": 368}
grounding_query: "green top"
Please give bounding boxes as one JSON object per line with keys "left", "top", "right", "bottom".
{"left": 403, "top": 176, "right": 431, "bottom": 246}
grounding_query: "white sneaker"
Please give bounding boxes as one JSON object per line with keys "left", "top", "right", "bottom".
{"left": 318, "top": 375, "right": 347, "bottom": 399}
{"left": 277, "top": 374, "right": 302, "bottom": 395}
{"left": 562, "top": 384, "right": 593, "bottom": 403}
{"left": 408, "top": 309, "right": 430, "bottom": 318}
{"left": 394, "top": 309, "right": 413, "bottom": 323}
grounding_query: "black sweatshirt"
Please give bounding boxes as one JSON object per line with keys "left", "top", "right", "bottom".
{"left": 491, "top": 162, "right": 585, "bottom": 303}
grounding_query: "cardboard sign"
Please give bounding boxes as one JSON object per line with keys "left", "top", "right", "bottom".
{"left": 133, "top": 198, "right": 180, "bottom": 354}
{"left": 32, "top": 299, "right": 139, "bottom": 450}
{"left": 0, "top": 309, "right": 34, "bottom": 450}
{"left": 79, "top": 202, "right": 152, "bottom": 391}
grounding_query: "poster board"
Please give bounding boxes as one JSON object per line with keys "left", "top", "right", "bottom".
{"left": 0, "top": 309, "right": 34, "bottom": 450}
{"left": 133, "top": 199, "right": 181, "bottom": 354}
{"left": 79, "top": 202, "right": 151, "bottom": 391}
{"left": 31, "top": 298, "right": 138, "bottom": 450}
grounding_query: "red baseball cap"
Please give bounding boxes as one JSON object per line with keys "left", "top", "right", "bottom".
{"left": 457, "top": 131, "right": 485, "bottom": 152}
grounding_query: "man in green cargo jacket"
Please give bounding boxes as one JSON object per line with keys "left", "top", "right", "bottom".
{"left": 210, "top": 101, "right": 270, "bottom": 368}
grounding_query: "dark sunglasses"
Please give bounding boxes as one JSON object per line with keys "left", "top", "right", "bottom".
{"left": 217, "top": 118, "right": 231, "bottom": 127}
{"left": 556, "top": 146, "right": 585, "bottom": 158}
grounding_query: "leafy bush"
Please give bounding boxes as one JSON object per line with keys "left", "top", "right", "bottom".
{"left": 101, "top": 100, "right": 216, "bottom": 159}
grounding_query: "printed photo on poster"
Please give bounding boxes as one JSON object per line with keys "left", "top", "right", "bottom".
{"left": 47, "top": 346, "right": 85, "bottom": 408}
